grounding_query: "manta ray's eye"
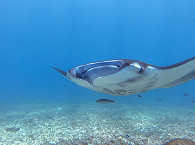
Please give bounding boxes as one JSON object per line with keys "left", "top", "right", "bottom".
{"left": 116, "top": 64, "right": 121, "bottom": 68}
{"left": 130, "top": 62, "right": 144, "bottom": 73}
{"left": 138, "top": 67, "right": 144, "bottom": 73}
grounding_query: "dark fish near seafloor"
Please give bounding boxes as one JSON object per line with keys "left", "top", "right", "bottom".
{"left": 137, "top": 94, "right": 143, "bottom": 98}
{"left": 96, "top": 98, "right": 115, "bottom": 104}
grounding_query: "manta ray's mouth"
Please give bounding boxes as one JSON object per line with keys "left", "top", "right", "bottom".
{"left": 70, "top": 65, "right": 121, "bottom": 83}
{"left": 68, "top": 60, "right": 130, "bottom": 83}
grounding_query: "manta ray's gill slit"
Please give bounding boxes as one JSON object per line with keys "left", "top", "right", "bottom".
{"left": 114, "top": 89, "right": 128, "bottom": 95}
{"left": 103, "top": 88, "right": 115, "bottom": 95}
{"left": 141, "top": 73, "right": 159, "bottom": 92}
{"left": 118, "top": 75, "right": 145, "bottom": 86}
{"left": 102, "top": 88, "right": 134, "bottom": 95}
{"left": 114, "top": 89, "right": 136, "bottom": 95}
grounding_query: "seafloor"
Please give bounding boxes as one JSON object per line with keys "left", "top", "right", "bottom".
{"left": 0, "top": 97, "right": 195, "bottom": 145}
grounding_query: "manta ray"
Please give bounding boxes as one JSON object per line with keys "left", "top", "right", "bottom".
{"left": 53, "top": 57, "right": 195, "bottom": 96}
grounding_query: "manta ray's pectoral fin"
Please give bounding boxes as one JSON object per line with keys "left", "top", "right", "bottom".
{"left": 155, "top": 57, "right": 195, "bottom": 88}
{"left": 161, "top": 69, "right": 195, "bottom": 88}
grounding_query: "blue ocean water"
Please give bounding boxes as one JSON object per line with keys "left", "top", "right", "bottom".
{"left": 0, "top": 0, "right": 195, "bottom": 144}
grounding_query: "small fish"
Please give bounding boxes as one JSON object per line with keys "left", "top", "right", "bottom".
{"left": 137, "top": 94, "right": 143, "bottom": 98}
{"left": 156, "top": 98, "right": 163, "bottom": 102}
{"left": 192, "top": 100, "right": 195, "bottom": 103}
{"left": 184, "top": 93, "right": 189, "bottom": 96}
{"left": 5, "top": 127, "right": 20, "bottom": 132}
{"left": 96, "top": 98, "right": 115, "bottom": 104}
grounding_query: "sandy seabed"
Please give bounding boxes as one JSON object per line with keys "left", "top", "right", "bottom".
{"left": 0, "top": 101, "right": 195, "bottom": 145}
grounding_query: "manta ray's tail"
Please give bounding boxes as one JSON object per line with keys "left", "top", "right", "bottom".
{"left": 156, "top": 57, "right": 195, "bottom": 88}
